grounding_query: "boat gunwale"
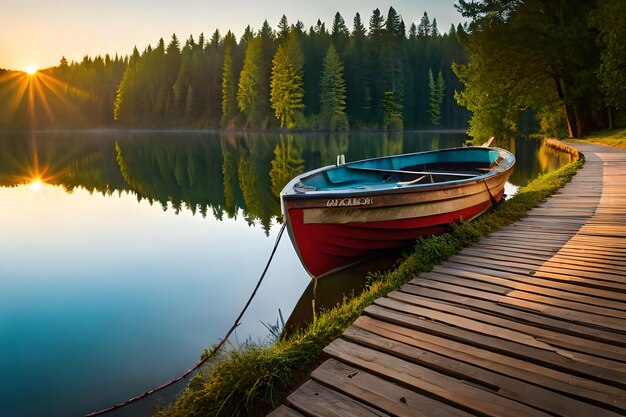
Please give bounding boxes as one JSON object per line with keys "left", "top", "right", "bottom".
{"left": 281, "top": 147, "right": 515, "bottom": 201}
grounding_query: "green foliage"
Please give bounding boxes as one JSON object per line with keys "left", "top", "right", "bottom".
{"left": 454, "top": 0, "right": 620, "bottom": 139}
{"left": 382, "top": 90, "right": 403, "bottom": 130}
{"left": 418, "top": 12, "right": 430, "bottom": 37}
{"left": 590, "top": 0, "right": 626, "bottom": 126}
{"left": 221, "top": 32, "right": 239, "bottom": 128}
{"left": 535, "top": 102, "right": 568, "bottom": 139}
{"left": 238, "top": 37, "right": 272, "bottom": 128}
{"left": 155, "top": 144, "right": 583, "bottom": 417}
{"left": 277, "top": 15, "right": 290, "bottom": 44}
{"left": 319, "top": 45, "right": 348, "bottom": 130}
{"left": 428, "top": 69, "right": 445, "bottom": 127}
{"left": 270, "top": 32, "right": 305, "bottom": 129}
{"left": 269, "top": 135, "right": 304, "bottom": 197}
{"left": 331, "top": 12, "right": 349, "bottom": 53}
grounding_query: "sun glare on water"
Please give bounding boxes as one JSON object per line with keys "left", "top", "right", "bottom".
{"left": 25, "top": 64, "right": 38, "bottom": 75}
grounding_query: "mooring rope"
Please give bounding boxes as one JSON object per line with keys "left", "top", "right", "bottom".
{"left": 483, "top": 179, "right": 498, "bottom": 207}
{"left": 85, "top": 223, "right": 287, "bottom": 417}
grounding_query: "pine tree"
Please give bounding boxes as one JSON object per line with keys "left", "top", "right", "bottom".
{"left": 164, "top": 34, "right": 181, "bottom": 121}
{"left": 369, "top": 8, "right": 385, "bottom": 38}
{"left": 344, "top": 12, "right": 371, "bottom": 126}
{"left": 302, "top": 19, "right": 330, "bottom": 117}
{"left": 113, "top": 46, "right": 141, "bottom": 124}
{"left": 368, "top": 8, "right": 386, "bottom": 125}
{"left": 184, "top": 85, "right": 197, "bottom": 122}
{"left": 430, "top": 18, "right": 439, "bottom": 37}
{"left": 382, "top": 90, "right": 403, "bottom": 130}
{"left": 331, "top": 12, "right": 349, "bottom": 53}
{"left": 221, "top": 31, "right": 238, "bottom": 127}
{"left": 269, "top": 135, "right": 304, "bottom": 197}
{"left": 319, "top": 44, "right": 348, "bottom": 130}
{"left": 277, "top": 15, "right": 290, "bottom": 44}
{"left": 428, "top": 68, "right": 445, "bottom": 127}
{"left": 270, "top": 32, "right": 304, "bottom": 128}
{"left": 238, "top": 36, "right": 270, "bottom": 127}
{"left": 240, "top": 25, "right": 254, "bottom": 45}
{"left": 418, "top": 12, "right": 430, "bottom": 37}
{"left": 408, "top": 23, "right": 417, "bottom": 40}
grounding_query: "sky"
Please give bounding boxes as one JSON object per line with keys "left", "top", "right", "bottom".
{"left": 0, "top": 1, "right": 463, "bottom": 71}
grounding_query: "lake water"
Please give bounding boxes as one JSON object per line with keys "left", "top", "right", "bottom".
{"left": 0, "top": 131, "right": 573, "bottom": 417}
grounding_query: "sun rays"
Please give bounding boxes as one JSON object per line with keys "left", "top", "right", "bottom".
{"left": 0, "top": 68, "right": 89, "bottom": 130}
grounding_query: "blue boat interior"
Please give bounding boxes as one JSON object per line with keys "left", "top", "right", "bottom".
{"left": 300, "top": 148, "right": 503, "bottom": 191}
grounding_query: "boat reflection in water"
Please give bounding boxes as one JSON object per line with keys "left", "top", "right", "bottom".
{"left": 284, "top": 251, "right": 404, "bottom": 333}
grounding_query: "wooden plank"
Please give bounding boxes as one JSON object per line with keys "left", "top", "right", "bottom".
{"left": 430, "top": 263, "right": 626, "bottom": 302}
{"left": 537, "top": 261, "right": 626, "bottom": 283}
{"left": 311, "top": 359, "right": 473, "bottom": 417}
{"left": 420, "top": 271, "right": 626, "bottom": 315}
{"left": 504, "top": 289, "right": 626, "bottom": 320}
{"left": 286, "top": 380, "right": 390, "bottom": 417}
{"left": 324, "top": 338, "right": 554, "bottom": 417}
{"left": 529, "top": 270, "right": 626, "bottom": 292}
{"left": 497, "top": 296, "right": 626, "bottom": 332}
{"left": 461, "top": 247, "right": 626, "bottom": 275}
{"left": 364, "top": 304, "right": 626, "bottom": 387}
{"left": 461, "top": 246, "right": 553, "bottom": 263}
{"left": 352, "top": 316, "right": 626, "bottom": 411}
{"left": 446, "top": 255, "right": 536, "bottom": 274}
{"left": 550, "top": 254, "right": 626, "bottom": 269}
{"left": 344, "top": 324, "right": 626, "bottom": 415}
{"left": 374, "top": 296, "right": 626, "bottom": 370}
{"left": 423, "top": 267, "right": 626, "bottom": 307}
{"left": 486, "top": 230, "right": 574, "bottom": 242}
{"left": 408, "top": 278, "right": 626, "bottom": 332}
{"left": 449, "top": 255, "right": 626, "bottom": 285}
{"left": 266, "top": 405, "right": 305, "bottom": 417}
{"left": 401, "top": 284, "right": 626, "bottom": 346}
{"left": 385, "top": 291, "right": 626, "bottom": 361}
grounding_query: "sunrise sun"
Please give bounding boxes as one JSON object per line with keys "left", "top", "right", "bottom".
{"left": 30, "top": 178, "right": 43, "bottom": 191}
{"left": 25, "top": 64, "right": 38, "bottom": 75}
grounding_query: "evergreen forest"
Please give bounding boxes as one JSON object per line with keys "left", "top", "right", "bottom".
{"left": 0, "top": 2, "right": 624, "bottom": 139}
{"left": 0, "top": 8, "right": 469, "bottom": 131}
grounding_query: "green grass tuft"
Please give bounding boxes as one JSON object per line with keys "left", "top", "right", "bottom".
{"left": 155, "top": 145, "right": 583, "bottom": 417}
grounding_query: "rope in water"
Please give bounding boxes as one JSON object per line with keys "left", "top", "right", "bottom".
{"left": 85, "top": 223, "right": 287, "bottom": 416}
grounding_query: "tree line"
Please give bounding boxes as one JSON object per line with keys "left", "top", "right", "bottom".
{"left": 0, "top": 7, "right": 470, "bottom": 131}
{"left": 112, "top": 8, "right": 469, "bottom": 130}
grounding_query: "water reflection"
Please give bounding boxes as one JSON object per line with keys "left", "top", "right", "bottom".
{"left": 0, "top": 132, "right": 471, "bottom": 228}
{"left": 0, "top": 131, "right": 572, "bottom": 233}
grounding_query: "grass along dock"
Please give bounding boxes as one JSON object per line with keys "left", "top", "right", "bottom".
{"left": 269, "top": 142, "right": 626, "bottom": 417}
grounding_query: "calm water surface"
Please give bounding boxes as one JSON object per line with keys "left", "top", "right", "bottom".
{"left": 0, "top": 131, "right": 572, "bottom": 417}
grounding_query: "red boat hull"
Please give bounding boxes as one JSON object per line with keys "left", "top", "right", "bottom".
{"left": 284, "top": 177, "right": 507, "bottom": 277}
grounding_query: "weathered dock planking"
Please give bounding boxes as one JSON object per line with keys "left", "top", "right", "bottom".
{"left": 269, "top": 143, "right": 626, "bottom": 417}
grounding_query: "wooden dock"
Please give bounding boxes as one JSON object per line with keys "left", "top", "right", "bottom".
{"left": 269, "top": 143, "right": 626, "bottom": 417}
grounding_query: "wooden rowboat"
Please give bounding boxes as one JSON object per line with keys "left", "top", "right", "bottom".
{"left": 280, "top": 145, "right": 515, "bottom": 277}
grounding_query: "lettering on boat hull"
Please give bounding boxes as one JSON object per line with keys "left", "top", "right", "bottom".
{"left": 326, "top": 197, "right": 374, "bottom": 207}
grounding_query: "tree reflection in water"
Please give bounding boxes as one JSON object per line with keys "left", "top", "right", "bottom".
{"left": 0, "top": 131, "right": 571, "bottom": 230}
